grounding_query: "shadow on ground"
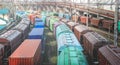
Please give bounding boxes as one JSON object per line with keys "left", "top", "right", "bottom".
{"left": 42, "top": 27, "right": 57, "bottom": 65}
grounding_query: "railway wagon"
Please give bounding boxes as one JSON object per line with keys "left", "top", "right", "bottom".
{"left": 15, "top": 14, "right": 22, "bottom": 22}
{"left": 28, "top": 14, "right": 36, "bottom": 24}
{"left": 99, "top": 9, "right": 114, "bottom": 18}
{"left": 56, "top": 24, "right": 72, "bottom": 38}
{"left": 41, "top": 15, "right": 47, "bottom": 23}
{"left": 66, "top": 22, "right": 79, "bottom": 32}
{"left": 61, "top": 18, "right": 69, "bottom": 24}
{"left": 9, "top": 39, "right": 41, "bottom": 65}
{"left": 102, "top": 19, "right": 114, "bottom": 30}
{"left": 57, "top": 32, "right": 83, "bottom": 54}
{"left": 90, "top": 18, "right": 103, "bottom": 27}
{"left": 83, "top": 32, "right": 108, "bottom": 61}
{"left": 48, "top": 12, "right": 56, "bottom": 16}
{"left": 15, "top": 11, "right": 26, "bottom": 22}
{"left": 28, "top": 28, "right": 44, "bottom": 39}
{"left": 57, "top": 46, "right": 88, "bottom": 65}
{"left": 0, "top": 44, "right": 4, "bottom": 65}
{"left": 72, "top": 15, "right": 79, "bottom": 23}
{"left": 118, "top": 20, "right": 120, "bottom": 33}
{"left": 74, "top": 24, "right": 92, "bottom": 43}
{"left": 12, "top": 23, "right": 30, "bottom": 40}
{"left": 53, "top": 22, "right": 64, "bottom": 36}
{"left": 64, "top": 13, "right": 71, "bottom": 20}
{"left": 58, "top": 13, "right": 64, "bottom": 18}
{"left": 20, "top": 18, "right": 31, "bottom": 31}
{"left": 41, "top": 11, "right": 47, "bottom": 23}
{"left": 49, "top": 17, "right": 60, "bottom": 31}
{"left": 20, "top": 18, "right": 31, "bottom": 26}
{"left": 80, "top": 16, "right": 87, "bottom": 24}
{"left": 98, "top": 45, "right": 120, "bottom": 65}
{"left": 0, "top": 30, "right": 22, "bottom": 57}
{"left": 34, "top": 22, "right": 45, "bottom": 28}
{"left": 35, "top": 18, "right": 42, "bottom": 22}
{"left": 28, "top": 28, "right": 45, "bottom": 54}
{"left": 53, "top": 13, "right": 58, "bottom": 16}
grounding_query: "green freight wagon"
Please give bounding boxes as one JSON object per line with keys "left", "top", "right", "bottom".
{"left": 118, "top": 20, "right": 120, "bottom": 33}
{"left": 56, "top": 24, "right": 72, "bottom": 38}
{"left": 57, "top": 46, "right": 88, "bottom": 65}
{"left": 49, "top": 17, "right": 60, "bottom": 31}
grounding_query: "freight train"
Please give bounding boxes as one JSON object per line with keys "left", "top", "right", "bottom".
{"left": 0, "top": 10, "right": 119, "bottom": 65}
{"left": 0, "top": 17, "right": 31, "bottom": 65}
{"left": 53, "top": 21, "right": 88, "bottom": 65}
{"left": 0, "top": 11, "right": 45, "bottom": 65}
{"left": 71, "top": 14, "right": 114, "bottom": 31}
{"left": 67, "top": 16, "right": 120, "bottom": 65}
{"left": 9, "top": 17, "right": 45, "bottom": 65}
{"left": 44, "top": 12, "right": 89, "bottom": 65}
{"left": 44, "top": 11, "right": 120, "bottom": 65}
{"left": 57, "top": 12, "right": 115, "bottom": 32}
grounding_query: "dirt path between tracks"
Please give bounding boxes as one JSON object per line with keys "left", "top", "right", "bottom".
{"left": 42, "top": 27, "right": 57, "bottom": 65}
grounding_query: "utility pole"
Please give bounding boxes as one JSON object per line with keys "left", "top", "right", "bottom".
{"left": 114, "top": 0, "right": 119, "bottom": 46}
{"left": 86, "top": 0, "right": 89, "bottom": 27}
{"left": 55, "top": 0, "right": 57, "bottom": 12}
{"left": 74, "top": 0, "right": 77, "bottom": 23}
{"left": 70, "top": 0, "right": 72, "bottom": 17}
{"left": 96, "top": 0, "right": 99, "bottom": 18}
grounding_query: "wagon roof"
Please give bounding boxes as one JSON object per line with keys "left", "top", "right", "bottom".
{"left": 84, "top": 32, "right": 108, "bottom": 45}
{"left": 99, "top": 45, "right": 120, "bottom": 65}
{"left": 10, "top": 39, "right": 41, "bottom": 58}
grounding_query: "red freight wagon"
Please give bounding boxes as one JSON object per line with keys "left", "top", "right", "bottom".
{"left": 72, "top": 15, "right": 79, "bottom": 23}
{"left": 28, "top": 14, "right": 36, "bottom": 24}
{"left": 102, "top": 20, "right": 114, "bottom": 31}
{"left": 90, "top": 18, "right": 103, "bottom": 27}
{"left": 74, "top": 24, "right": 92, "bottom": 43}
{"left": 83, "top": 32, "right": 108, "bottom": 61}
{"left": 61, "top": 18, "right": 69, "bottom": 24}
{"left": 98, "top": 45, "right": 120, "bottom": 65}
{"left": 66, "top": 22, "right": 79, "bottom": 32}
{"left": 80, "top": 16, "right": 88, "bottom": 24}
{"left": 9, "top": 39, "right": 41, "bottom": 65}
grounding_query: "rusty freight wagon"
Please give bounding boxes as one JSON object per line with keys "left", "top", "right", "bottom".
{"left": 98, "top": 45, "right": 120, "bottom": 65}
{"left": 12, "top": 23, "right": 30, "bottom": 40}
{"left": 72, "top": 14, "right": 79, "bottom": 23}
{"left": 83, "top": 32, "right": 108, "bottom": 61}
{"left": 0, "top": 30, "right": 22, "bottom": 57}
{"left": 74, "top": 24, "right": 92, "bottom": 43}
{"left": 9, "top": 39, "right": 41, "bottom": 65}
{"left": 102, "top": 19, "right": 114, "bottom": 31}
{"left": 61, "top": 18, "right": 69, "bottom": 24}
{"left": 80, "top": 16, "right": 88, "bottom": 24}
{"left": 28, "top": 14, "right": 36, "bottom": 24}
{"left": 90, "top": 18, "right": 103, "bottom": 27}
{"left": 66, "top": 22, "right": 79, "bottom": 32}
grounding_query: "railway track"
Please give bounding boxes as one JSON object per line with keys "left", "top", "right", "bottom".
{"left": 42, "top": 27, "right": 57, "bottom": 65}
